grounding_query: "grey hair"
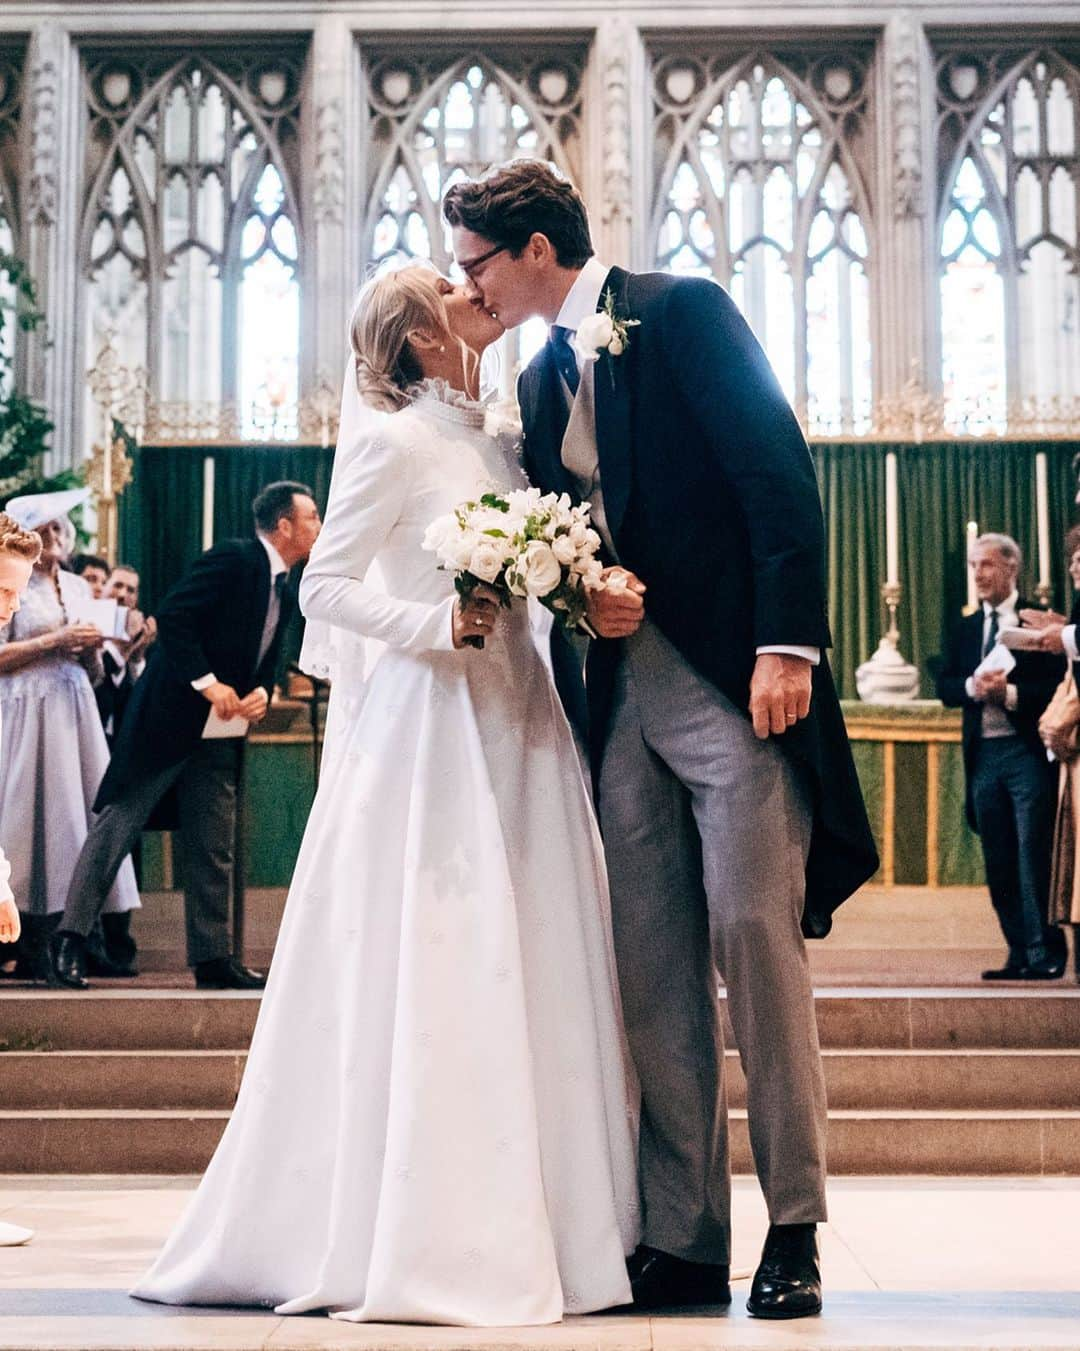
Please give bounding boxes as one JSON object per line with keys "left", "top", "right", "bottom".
{"left": 972, "top": 532, "right": 1022, "bottom": 570}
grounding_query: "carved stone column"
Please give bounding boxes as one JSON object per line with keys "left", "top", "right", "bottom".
{"left": 303, "top": 12, "right": 356, "bottom": 396}
{"left": 875, "top": 11, "right": 935, "bottom": 405}
{"left": 587, "top": 18, "right": 644, "bottom": 270}
{"left": 22, "top": 21, "right": 82, "bottom": 475}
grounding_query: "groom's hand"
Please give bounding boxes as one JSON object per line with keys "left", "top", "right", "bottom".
{"left": 750, "top": 653, "right": 812, "bottom": 739}
{"left": 586, "top": 568, "right": 646, "bottom": 639}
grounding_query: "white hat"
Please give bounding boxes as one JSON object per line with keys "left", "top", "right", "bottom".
{"left": 3, "top": 487, "right": 91, "bottom": 532}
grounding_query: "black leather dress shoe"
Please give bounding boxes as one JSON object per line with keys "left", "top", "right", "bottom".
{"left": 86, "top": 947, "right": 137, "bottom": 978}
{"left": 194, "top": 957, "right": 266, "bottom": 990}
{"left": 50, "top": 934, "right": 89, "bottom": 990}
{"left": 747, "top": 1223, "right": 821, "bottom": 1320}
{"left": 982, "top": 963, "right": 1028, "bottom": 980}
{"left": 985, "top": 960, "right": 1065, "bottom": 981}
{"left": 1017, "top": 959, "right": 1065, "bottom": 980}
{"left": 629, "top": 1246, "right": 731, "bottom": 1310}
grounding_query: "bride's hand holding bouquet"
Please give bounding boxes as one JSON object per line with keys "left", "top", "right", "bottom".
{"left": 425, "top": 488, "right": 608, "bottom": 649}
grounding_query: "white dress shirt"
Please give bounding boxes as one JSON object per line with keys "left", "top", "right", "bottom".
{"left": 551, "top": 258, "right": 819, "bottom": 666}
{"left": 964, "top": 589, "right": 1020, "bottom": 726}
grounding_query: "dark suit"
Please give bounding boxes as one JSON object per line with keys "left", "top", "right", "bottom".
{"left": 937, "top": 603, "right": 1066, "bottom": 967}
{"left": 62, "top": 539, "right": 294, "bottom": 967}
{"left": 518, "top": 266, "right": 877, "bottom": 1261}
{"left": 95, "top": 648, "right": 139, "bottom": 748}
{"left": 519, "top": 268, "right": 877, "bottom": 933}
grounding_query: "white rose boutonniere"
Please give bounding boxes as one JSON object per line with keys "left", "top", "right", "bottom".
{"left": 573, "top": 288, "right": 641, "bottom": 375}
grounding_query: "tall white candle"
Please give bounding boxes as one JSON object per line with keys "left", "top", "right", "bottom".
{"left": 1035, "top": 452, "right": 1051, "bottom": 589}
{"left": 966, "top": 520, "right": 978, "bottom": 610}
{"left": 202, "top": 456, "right": 215, "bottom": 553}
{"left": 885, "top": 451, "right": 899, "bottom": 585}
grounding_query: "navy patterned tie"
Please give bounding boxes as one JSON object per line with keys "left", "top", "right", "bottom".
{"left": 983, "top": 607, "right": 999, "bottom": 658}
{"left": 550, "top": 325, "right": 580, "bottom": 398}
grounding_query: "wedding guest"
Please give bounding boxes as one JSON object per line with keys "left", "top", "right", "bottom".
{"left": 72, "top": 554, "right": 109, "bottom": 598}
{"left": 1023, "top": 525, "right": 1080, "bottom": 984}
{"left": 96, "top": 564, "right": 156, "bottom": 747}
{"left": 937, "top": 532, "right": 1066, "bottom": 980}
{"left": 52, "top": 483, "right": 321, "bottom": 991}
{"left": 90, "top": 564, "right": 156, "bottom": 974}
{"left": 0, "top": 489, "right": 140, "bottom": 981}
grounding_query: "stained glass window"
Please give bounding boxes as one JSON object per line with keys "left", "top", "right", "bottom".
{"left": 650, "top": 44, "right": 875, "bottom": 435}
{"left": 936, "top": 43, "right": 1080, "bottom": 430}
{"left": 81, "top": 46, "right": 305, "bottom": 439}
{"left": 362, "top": 44, "right": 586, "bottom": 385}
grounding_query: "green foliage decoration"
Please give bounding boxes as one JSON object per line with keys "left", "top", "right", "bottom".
{"left": 0, "top": 250, "right": 83, "bottom": 507}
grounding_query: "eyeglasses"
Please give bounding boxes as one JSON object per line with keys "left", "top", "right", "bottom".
{"left": 458, "top": 243, "right": 507, "bottom": 281}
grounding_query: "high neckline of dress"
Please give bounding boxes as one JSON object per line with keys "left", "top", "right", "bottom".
{"left": 407, "top": 377, "right": 489, "bottom": 429}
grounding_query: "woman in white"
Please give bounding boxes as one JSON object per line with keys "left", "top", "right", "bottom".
{"left": 133, "top": 268, "right": 640, "bottom": 1326}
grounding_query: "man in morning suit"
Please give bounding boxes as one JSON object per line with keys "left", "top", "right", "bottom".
{"left": 445, "top": 161, "right": 878, "bottom": 1321}
{"left": 937, "top": 532, "right": 1067, "bottom": 981}
{"left": 51, "top": 482, "right": 321, "bottom": 991}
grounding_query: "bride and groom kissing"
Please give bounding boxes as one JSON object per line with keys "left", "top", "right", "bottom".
{"left": 132, "top": 160, "right": 877, "bottom": 1325}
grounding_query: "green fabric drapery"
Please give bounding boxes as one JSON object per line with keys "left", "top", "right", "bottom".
{"left": 817, "top": 440, "right": 1078, "bottom": 697}
{"left": 117, "top": 445, "right": 207, "bottom": 614}
{"left": 117, "top": 446, "right": 335, "bottom": 614}
{"left": 119, "top": 439, "right": 1080, "bottom": 700}
{"left": 813, "top": 443, "right": 887, "bottom": 700}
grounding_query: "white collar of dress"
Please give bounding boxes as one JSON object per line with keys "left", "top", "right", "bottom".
{"left": 407, "top": 377, "right": 490, "bottom": 429}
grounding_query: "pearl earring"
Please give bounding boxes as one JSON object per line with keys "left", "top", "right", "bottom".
{"left": 439, "top": 344, "right": 446, "bottom": 353}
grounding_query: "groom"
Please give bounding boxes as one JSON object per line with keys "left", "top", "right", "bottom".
{"left": 446, "top": 162, "right": 877, "bottom": 1319}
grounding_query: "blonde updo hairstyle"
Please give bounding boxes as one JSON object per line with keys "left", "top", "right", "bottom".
{"left": 0, "top": 512, "right": 44, "bottom": 565}
{"left": 350, "top": 267, "right": 453, "bottom": 413}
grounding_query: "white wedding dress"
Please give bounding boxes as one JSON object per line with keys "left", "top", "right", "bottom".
{"left": 132, "top": 379, "right": 640, "bottom": 1326}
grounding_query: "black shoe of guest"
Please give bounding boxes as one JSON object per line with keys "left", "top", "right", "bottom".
{"left": 194, "top": 957, "right": 266, "bottom": 990}
{"left": 101, "top": 912, "right": 138, "bottom": 969}
{"left": 50, "top": 934, "right": 89, "bottom": 990}
{"left": 85, "top": 946, "right": 137, "bottom": 978}
{"left": 746, "top": 1223, "right": 822, "bottom": 1320}
{"left": 629, "top": 1246, "right": 731, "bottom": 1310}
{"left": 982, "top": 963, "right": 1029, "bottom": 980}
{"left": 12, "top": 953, "right": 51, "bottom": 983}
{"left": 1016, "top": 958, "right": 1065, "bottom": 980}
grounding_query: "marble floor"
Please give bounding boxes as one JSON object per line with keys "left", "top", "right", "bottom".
{"left": 0, "top": 1177, "right": 1078, "bottom": 1349}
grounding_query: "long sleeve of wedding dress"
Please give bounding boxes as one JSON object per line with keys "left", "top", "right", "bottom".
{"left": 299, "top": 426, "right": 457, "bottom": 654}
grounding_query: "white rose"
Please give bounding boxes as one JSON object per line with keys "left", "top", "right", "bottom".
{"left": 518, "top": 540, "right": 563, "bottom": 597}
{"left": 468, "top": 537, "right": 508, "bottom": 584}
{"left": 568, "top": 519, "right": 589, "bottom": 547}
{"left": 573, "top": 312, "right": 614, "bottom": 362}
{"left": 446, "top": 528, "right": 478, "bottom": 571}
{"left": 551, "top": 534, "right": 577, "bottom": 566}
{"left": 580, "top": 558, "right": 605, "bottom": 589}
{"left": 422, "top": 513, "right": 458, "bottom": 555}
{"left": 582, "top": 528, "right": 602, "bottom": 553}
{"left": 601, "top": 567, "right": 629, "bottom": 593}
{"left": 608, "top": 334, "right": 625, "bottom": 356}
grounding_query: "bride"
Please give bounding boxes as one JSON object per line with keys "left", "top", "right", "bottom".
{"left": 131, "top": 266, "right": 640, "bottom": 1326}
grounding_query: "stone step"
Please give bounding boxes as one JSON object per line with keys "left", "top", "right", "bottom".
{"left": 4, "top": 1046, "right": 1080, "bottom": 1111}
{"left": 2, "top": 1107, "right": 1077, "bottom": 1175}
{"left": 3, "top": 988, "right": 1080, "bottom": 1051}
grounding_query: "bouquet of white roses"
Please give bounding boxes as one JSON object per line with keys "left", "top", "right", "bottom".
{"left": 423, "top": 487, "right": 605, "bottom": 647}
